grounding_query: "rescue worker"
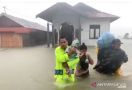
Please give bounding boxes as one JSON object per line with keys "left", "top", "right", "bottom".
{"left": 54, "top": 37, "right": 79, "bottom": 85}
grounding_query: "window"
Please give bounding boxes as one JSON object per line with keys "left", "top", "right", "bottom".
{"left": 89, "top": 25, "right": 100, "bottom": 39}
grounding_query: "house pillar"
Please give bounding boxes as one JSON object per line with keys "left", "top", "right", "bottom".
{"left": 57, "top": 27, "right": 60, "bottom": 45}
{"left": 47, "top": 22, "right": 50, "bottom": 47}
{"left": 78, "top": 15, "right": 82, "bottom": 43}
{"left": 52, "top": 24, "right": 56, "bottom": 47}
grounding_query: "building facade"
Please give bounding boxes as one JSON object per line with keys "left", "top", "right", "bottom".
{"left": 36, "top": 2, "right": 119, "bottom": 46}
{"left": 0, "top": 13, "right": 48, "bottom": 48}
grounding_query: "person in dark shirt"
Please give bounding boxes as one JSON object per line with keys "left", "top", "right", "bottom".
{"left": 75, "top": 43, "right": 94, "bottom": 78}
{"left": 94, "top": 39, "right": 128, "bottom": 74}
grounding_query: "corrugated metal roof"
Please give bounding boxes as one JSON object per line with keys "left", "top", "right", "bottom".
{"left": 0, "top": 13, "right": 47, "bottom": 31}
{"left": 36, "top": 2, "right": 119, "bottom": 22}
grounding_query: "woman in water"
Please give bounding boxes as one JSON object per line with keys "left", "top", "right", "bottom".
{"left": 75, "top": 43, "right": 94, "bottom": 78}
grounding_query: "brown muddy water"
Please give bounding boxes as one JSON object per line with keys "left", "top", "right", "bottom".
{"left": 0, "top": 39, "right": 132, "bottom": 90}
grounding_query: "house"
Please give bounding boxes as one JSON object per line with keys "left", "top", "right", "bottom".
{"left": 0, "top": 13, "right": 48, "bottom": 48}
{"left": 36, "top": 2, "right": 119, "bottom": 46}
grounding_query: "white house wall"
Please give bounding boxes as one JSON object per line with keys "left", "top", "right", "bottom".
{"left": 81, "top": 17, "right": 110, "bottom": 46}
{"left": 51, "top": 13, "right": 111, "bottom": 46}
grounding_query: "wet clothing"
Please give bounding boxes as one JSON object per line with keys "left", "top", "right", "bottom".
{"left": 79, "top": 53, "right": 89, "bottom": 71}
{"left": 54, "top": 46, "right": 79, "bottom": 84}
{"left": 94, "top": 47, "right": 128, "bottom": 74}
{"left": 76, "top": 53, "right": 89, "bottom": 78}
{"left": 55, "top": 46, "right": 69, "bottom": 70}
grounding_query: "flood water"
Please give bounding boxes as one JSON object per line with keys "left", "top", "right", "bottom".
{"left": 0, "top": 39, "right": 132, "bottom": 90}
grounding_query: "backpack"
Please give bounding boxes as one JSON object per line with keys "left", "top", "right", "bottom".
{"left": 97, "top": 32, "right": 115, "bottom": 49}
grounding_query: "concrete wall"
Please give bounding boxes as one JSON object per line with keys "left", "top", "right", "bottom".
{"left": 52, "top": 13, "right": 111, "bottom": 46}
{"left": 80, "top": 17, "right": 111, "bottom": 46}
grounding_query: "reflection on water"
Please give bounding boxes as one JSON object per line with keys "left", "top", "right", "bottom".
{"left": 0, "top": 39, "right": 132, "bottom": 90}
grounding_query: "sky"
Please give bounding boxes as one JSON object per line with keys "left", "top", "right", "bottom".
{"left": 0, "top": 0, "right": 132, "bottom": 36}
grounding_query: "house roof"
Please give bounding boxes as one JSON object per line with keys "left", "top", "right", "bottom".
{"left": 36, "top": 2, "right": 81, "bottom": 22}
{"left": 0, "top": 13, "right": 47, "bottom": 31}
{"left": 73, "top": 3, "right": 119, "bottom": 21}
{"left": 36, "top": 2, "right": 119, "bottom": 22}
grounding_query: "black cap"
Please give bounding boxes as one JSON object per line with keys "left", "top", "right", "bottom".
{"left": 112, "top": 39, "right": 123, "bottom": 44}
